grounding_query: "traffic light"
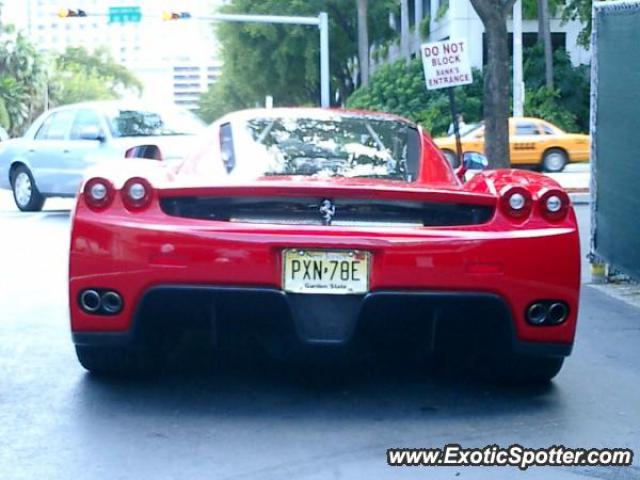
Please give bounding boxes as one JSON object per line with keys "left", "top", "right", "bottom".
{"left": 58, "top": 8, "right": 87, "bottom": 18}
{"left": 161, "top": 11, "right": 192, "bottom": 21}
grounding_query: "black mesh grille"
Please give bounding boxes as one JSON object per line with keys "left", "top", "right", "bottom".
{"left": 159, "top": 196, "right": 494, "bottom": 227}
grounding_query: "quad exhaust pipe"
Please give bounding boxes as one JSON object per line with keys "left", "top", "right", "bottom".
{"left": 548, "top": 302, "right": 569, "bottom": 324}
{"left": 79, "top": 290, "right": 101, "bottom": 313}
{"left": 79, "top": 289, "right": 123, "bottom": 315}
{"left": 526, "top": 301, "right": 568, "bottom": 326}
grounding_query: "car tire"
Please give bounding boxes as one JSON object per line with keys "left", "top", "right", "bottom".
{"left": 11, "top": 165, "right": 45, "bottom": 212}
{"left": 75, "top": 345, "right": 158, "bottom": 377}
{"left": 542, "top": 149, "right": 568, "bottom": 173}
{"left": 490, "top": 353, "right": 564, "bottom": 385}
{"left": 441, "top": 149, "right": 460, "bottom": 168}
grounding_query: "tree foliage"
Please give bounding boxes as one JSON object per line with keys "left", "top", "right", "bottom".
{"left": 345, "top": 44, "right": 590, "bottom": 135}
{"left": 0, "top": 32, "right": 46, "bottom": 134}
{"left": 200, "top": 0, "right": 398, "bottom": 120}
{"left": 523, "top": 0, "right": 601, "bottom": 47}
{"left": 346, "top": 58, "right": 484, "bottom": 136}
{"left": 523, "top": 44, "right": 590, "bottom": 132}
{"left": 50, "top": 47, "right": 143, "bottom": 107}
{"left": 469, "top": 0, "right": 516, "bottom": 168}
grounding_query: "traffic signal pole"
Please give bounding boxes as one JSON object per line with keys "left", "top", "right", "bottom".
{"left": 198, "top": 13, "right": 331, "bottom": 108}
{"left": 57, "top": 8, "right": 332, "bottom": 108}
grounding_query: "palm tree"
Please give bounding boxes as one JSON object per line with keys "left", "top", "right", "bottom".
{"left": 537, "top": 0, "right": 554, "bottom": 88}
{"left": 0, "top": 33, "right": 46, "bottom": 135}
{"left": 400, "top": 0, "right": 410, "bottom": 61}
{"left": 469, "top": 0, "right": 517, "bottom": 168}
{"left": 356, "top": 0, "right": 369, "bottom": 87}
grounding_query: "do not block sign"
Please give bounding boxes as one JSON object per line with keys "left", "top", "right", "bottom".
{"left": 421, "top": 39, "right": 473, "bottom": 90}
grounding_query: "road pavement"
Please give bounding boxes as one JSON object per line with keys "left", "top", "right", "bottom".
{"left": 0, "top": 195, "right": 638, "bottom": 480}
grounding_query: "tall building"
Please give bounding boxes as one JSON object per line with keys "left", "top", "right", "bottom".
{"left": 0, "top": 0, "right": 226, "bottom": 110}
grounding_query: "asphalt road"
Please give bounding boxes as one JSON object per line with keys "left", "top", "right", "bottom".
{"left": 0, "top": 196, "right": 638, "bottom": 480}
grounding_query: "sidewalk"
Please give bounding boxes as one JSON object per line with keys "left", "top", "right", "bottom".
{"left": 544, "top": 163, "right": 590, "bottom": 194}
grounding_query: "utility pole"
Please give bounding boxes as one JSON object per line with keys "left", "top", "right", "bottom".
{"left": 512, "top": 0, "right": 524, "bottom": 117}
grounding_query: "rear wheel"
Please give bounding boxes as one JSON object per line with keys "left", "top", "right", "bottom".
{"left": 75, "top": 346, "right": 158, "bottom": 377}
{"left": 11, "top": 165, "right": 45, "bottom": 212}
{"left": 542, "top": 149, "right": 568, "bottom": 173}
{"left": 441, "top": 149, "right": 460, "bottom": 168}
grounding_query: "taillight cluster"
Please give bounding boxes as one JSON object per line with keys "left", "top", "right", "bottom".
{"left": 500, "top": 186, "right": 569, "bottom": 222}
{"left": 83, "top": 177, "right": 154, "bottom": 211}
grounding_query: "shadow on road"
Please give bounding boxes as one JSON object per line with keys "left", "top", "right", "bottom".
{"left": 73, "top": 352, "right": 562, "bottom": 424}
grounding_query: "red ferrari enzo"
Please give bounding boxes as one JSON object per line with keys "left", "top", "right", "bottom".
{"left": 69, "top": 108, "right": 580, "bottom": 382}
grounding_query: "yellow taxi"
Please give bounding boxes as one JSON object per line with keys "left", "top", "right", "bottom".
{"left": 434, "top": 117, "right": 590, "bottom": 172}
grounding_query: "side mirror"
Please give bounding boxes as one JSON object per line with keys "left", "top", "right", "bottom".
{"left": 125, "top": 144, "right": 163, "bottom": 161}
{"left": 78, "top": 126, "right": 106, "bottom": 142}
{"left": 463, "top": 152, "right": 488, "bottom": 170}
{"left": 455, "top": 152, "right": 488, "bottom": 182}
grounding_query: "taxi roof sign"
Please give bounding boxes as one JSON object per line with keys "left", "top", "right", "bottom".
{"left": 421, "top": 39, "right": 473, "bottom": 90}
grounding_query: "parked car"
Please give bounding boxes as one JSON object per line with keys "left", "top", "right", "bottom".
{"left": 69, "top": 108, "right": 580, "bottom": 383}
{"left": 0, "top": 101, "right": 205, "bottom": 211}
{"left": 434, "top": 117, "right": 590, "bottom": 172}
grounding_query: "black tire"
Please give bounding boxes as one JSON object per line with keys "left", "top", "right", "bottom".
{"left": 75, "top": 345, "right": 158, "bottom": 377}
{"left": 10, "top": 165, "right": 45, "bottom": 212}
{"left": 489, "top": 353, "right": 565, "bottom": 385}
{"left": 542, "top": 148, "right": 568, "bottom": 173}
{"left": 442, "top": 149, "right": 460, "bottom": 168}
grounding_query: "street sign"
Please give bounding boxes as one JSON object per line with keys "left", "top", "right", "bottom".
{"left": 421, "top": 39, "right": 473, "bottom": 90}
{"left": 108, "top": 6, "right": 142, "bottom": 24}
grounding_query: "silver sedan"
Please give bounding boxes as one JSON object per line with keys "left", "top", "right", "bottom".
{"left": 0, "top": 101, "right": 205, "bottom": 211}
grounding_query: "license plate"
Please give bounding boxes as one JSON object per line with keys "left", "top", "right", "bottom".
{"left": 282, "top": 250, "right": 370, "bottom": 294}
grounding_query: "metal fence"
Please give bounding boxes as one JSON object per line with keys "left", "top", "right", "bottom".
{"left": 590, "top": 1, "right": 640, "bottom": 280}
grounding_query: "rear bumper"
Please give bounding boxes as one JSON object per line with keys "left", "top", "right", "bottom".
{"left": 69, "top": 206, "right": 581, "bottom": 351}
{"left": 72, "top": 286, "right": 573, "bottom": 357}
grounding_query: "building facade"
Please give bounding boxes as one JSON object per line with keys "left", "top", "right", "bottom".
{"left": 1, "top": 0, "right": 225, "bottom": 110}
{"left": 379, "top": 0, "right": 590, "bottom": 71}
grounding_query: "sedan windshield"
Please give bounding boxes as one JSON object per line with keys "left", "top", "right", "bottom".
{"left": 107, "top": 107, "right": 204, "bottom": 138}
{"left": 225, "top": 114, "right": 420, "bottom": 182}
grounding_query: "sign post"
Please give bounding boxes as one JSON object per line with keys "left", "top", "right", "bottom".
{"left": 421, "top": 39, "right": 473, "bottom": 167}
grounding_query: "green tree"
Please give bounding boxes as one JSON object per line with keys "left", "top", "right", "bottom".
{"left": 0, "top": 32, "right": 46, "bottom": 135}
{"left": 49, "top": 47, "right": 142, "bottom": 106}
{"left": 208, "top": 0, "right": 397, "bottom": 116}
{"left": 198, "top": 76, "right": 248, "bottom": 124}
{"left": 523, "top": 44, "right": 590, "bottom": 132}
{"left": 561, "top": 0, "right": 596, "bottom": 47}
{"left": 469, "top": 0, "right": 516, "bottom": 168}
{"left": 346, "top": 58, "right": 484, "bottom": 136}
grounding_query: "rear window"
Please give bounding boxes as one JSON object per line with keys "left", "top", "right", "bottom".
{"left": 228, "top": 114, "right": 420, "bottom": 182}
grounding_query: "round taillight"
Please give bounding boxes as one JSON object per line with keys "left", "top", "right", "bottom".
{"left": 83, "top": 177, "right": 114, "bottom": 210}
{"left": 539, "top": 189, "right": 569, "bottom": 221}
{"left": 500, "top": 186, "right": 532, "bottom": 220}
{"left": 122, "top": 177, "right": 153, "bottom": 211}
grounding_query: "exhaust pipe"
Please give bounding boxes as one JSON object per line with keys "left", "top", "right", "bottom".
{"left": 101, "top": 291, "right": 123, "bottom": 314}
{"left": 548, "top": 302, "right": 569, "bottom": 324}
{"left": 80, "top": 290, "right": 101, "bottom": 313}
{"left": 526, "top": 303, "right": 547, "bottom": 325}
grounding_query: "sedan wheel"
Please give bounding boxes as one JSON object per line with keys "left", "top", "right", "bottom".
{"left": 11, "top": 166, "right": 45, "bottom": 212}
{"left": 542, "top": 149, "right": 568, "bottom": 173}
